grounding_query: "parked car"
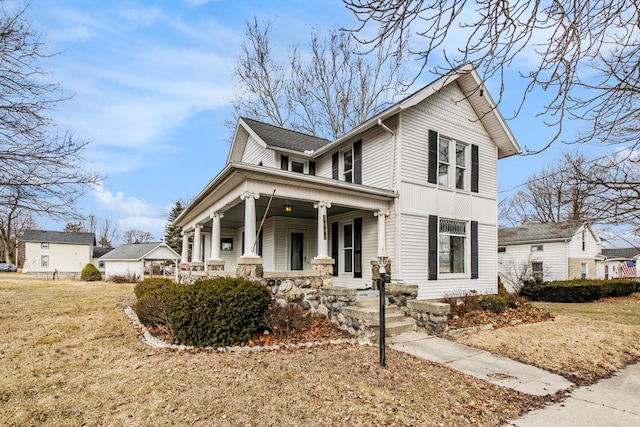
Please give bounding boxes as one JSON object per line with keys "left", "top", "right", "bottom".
{"left": 0, "top": 263, "right": 18, "bottom": 272}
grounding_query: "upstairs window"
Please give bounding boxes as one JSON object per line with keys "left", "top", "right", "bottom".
{"left": 41, "top": 242, "right": 49, "bottom": 249}
{"left": 343, "top": 149, "right": 353, "bottom": 182}
{"left": 291, "top": 160, "right": 305, "bottom": 173}
{"left": 280, "top": 155, "right": 315, "bottom": 175}
{"left": 428, "top": 130, "right": 478, "bottom": 192}
{"left": 531, "top": 245, "right": 543, "bottom": 252}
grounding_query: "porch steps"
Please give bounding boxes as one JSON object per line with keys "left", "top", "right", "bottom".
{"left": 342, "top": 296, "right": 416, "bottom": 336}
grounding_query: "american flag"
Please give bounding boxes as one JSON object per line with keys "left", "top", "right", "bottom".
{"left": 620, "top": 260, "right": 636, "bottom": 277}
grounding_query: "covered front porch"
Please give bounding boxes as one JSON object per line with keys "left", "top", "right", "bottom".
{"left": 174, "top": 163, "right": 396, "bottom": 288}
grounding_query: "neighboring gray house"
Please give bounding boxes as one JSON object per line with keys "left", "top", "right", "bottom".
{"left": 498, "top": 222, "right": 603, "bottom": 290}
{"left": 100, "top": 242, "right": 180, "bottom": 281}
{"left": 174, "top": 64, "right": 521, "bottom": 300}
{"left": 21, "top": 230, "right": 96, "bottom": 275}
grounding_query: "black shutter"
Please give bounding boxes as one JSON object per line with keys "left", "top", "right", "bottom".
{"left": 331, "top": 222, "right": 339, "bottom": 276}
{"left": 428, "top": 215, "right": 438, "bottom": 280}
{"left": 332, "top": 152, "right": 339, "bottom": 180}
{"left": 471, "top": 221, "right": 478, "bottom": 279}
{"left": 309, "top": 161, "right": 316, "bottom": 176}
{"left": 354, "top": 217, "right": 362, "bottom": 278}
{"left": 471, "top": 144, "right": 479, "bottom": 193}
{"left": 428, "top": 130, "right": 438, "bottom": 184}
{"left": 280, "top": 155, "right": 289, "bottom": 170}
{"left": 354, "top": 140, "right": 362, "bottom": 184}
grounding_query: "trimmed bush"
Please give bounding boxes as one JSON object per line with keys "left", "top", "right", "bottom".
{"left": 520, "top": 279, "right": 637, "bottom": 303}
{"left": 261, "top": 303, "right": 315, "bottom": 339}
{"left": 133, "top": 278, "right": 182, "bottom": 327}
{"left": 169, "top": 277, "right": 272, "bottom": 347}
{"left": 81, "top": 263, "right": 102, "bottom": 281}
{"left": 477, "top": 294, "right": 507, "bottom": 314}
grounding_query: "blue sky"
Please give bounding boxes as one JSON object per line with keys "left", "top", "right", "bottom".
{"left": 16, "top": 0, "right": 615, "bottom": 244}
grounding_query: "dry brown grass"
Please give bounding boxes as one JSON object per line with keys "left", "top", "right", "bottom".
{"left": 452, "top": 296, "right": 640, "bottom": 385}
{"left": 0, "top": 274, "right": 545, "bottom": 426}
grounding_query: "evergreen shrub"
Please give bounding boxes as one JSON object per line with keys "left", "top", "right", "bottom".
{"left": 169, "top": 277, "right": 271, "bottom": 347}
{"left": 81, "top": 263, "right": 102, "bottom": 281}
{"left": 520, "top": 279, "right": 637, "bottom": 303}
{"left": 133, "top": 278, "right": 182, "bottom": 327}
{"left": 477, "top": 294, "right": 507, "bottom": 314}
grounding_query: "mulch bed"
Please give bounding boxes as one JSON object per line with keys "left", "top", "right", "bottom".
{"left": 448, "top": 303, "right": 554, "bottom": 330}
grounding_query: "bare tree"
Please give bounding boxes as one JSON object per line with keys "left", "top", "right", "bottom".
{"left": 344, "top": 0, "right": 639, "bottom": 152}
{"left": 0, "top": 3, "right": 102, "bottom": 221}
{"left": 122, "top": 229, "right": 154, "bottom": 244}
{"left": 97, "top": 218, "right": 118, "bottom": 248}
{"left": 232, "top": 17, "right": 406, "bottom": 139}
{"left": 0, "top": 195, "right": 37, "bottom": 263}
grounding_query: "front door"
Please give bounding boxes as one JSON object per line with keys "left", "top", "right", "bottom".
{"left": 290, "top": 232, "right": 304, "bottom": 270}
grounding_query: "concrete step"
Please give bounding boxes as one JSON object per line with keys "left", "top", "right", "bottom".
{"left": 385, "top": 318, "right": 417, "bottom": 336}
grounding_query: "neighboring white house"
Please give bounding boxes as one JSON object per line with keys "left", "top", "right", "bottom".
{"left": 174, "top": 64, "right": 521, "bottom": 300}
{"left": 100, "top": 242, "right": 180, "bottom": 281}
{"left": 21, "top": 229, "right": 96, "bottom": 275}
{"left": 599, "top": 248, "right": 640, "bottom": 280}
{"left": 498, "top": 222, "right": 603, "bottom": 290}
{"left": 92, "top": 246, "right": 114, "bottom": 274}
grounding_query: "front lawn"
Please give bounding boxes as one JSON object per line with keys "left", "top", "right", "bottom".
{"left": 0, "top": 276, "right": 545, "bottom": 426}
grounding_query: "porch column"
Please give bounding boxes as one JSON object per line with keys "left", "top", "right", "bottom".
{"left": 374, "top": 209, "right": 390, "bottom": 257}
{"left": 209, "top": 212, "right": 223, "bottom": 261}
{"left": 180, "top": 230, "right": 189, "bottom": 264}
{"left": 313, "top": 201, "right": 332, "bottom": 259}
{"left": 240, "top": 191, "right": 260, "bottom": 257}
{"left": 191, "top": 225, "right": 202, "bottom": 262}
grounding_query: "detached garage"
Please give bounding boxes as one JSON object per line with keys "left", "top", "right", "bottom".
{"left": 100, "top": 242, "right": 180, "bottom": 282}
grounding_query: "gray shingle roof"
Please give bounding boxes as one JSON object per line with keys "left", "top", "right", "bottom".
{"left": 601, "top": 248, "right": 640, "bottom": 259}
{"left": 99, "top": 242, "right": 180, "bottom": 261}
{"left": 21, "top": 229, "right": 95, "bottom": 245}
{"left": 92, "top": 247, "right": 114, "bottom": 258}
{"left": 498, "top": 222, "right": 585, "bottom": 245}
{"left": 242, "top": 117, "right": 330, "bottom": 152}
{"left": 99, "top": 242, "right": 163, "bottom": 260}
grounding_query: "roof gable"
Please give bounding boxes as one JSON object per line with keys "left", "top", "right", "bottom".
{"left": 21, "top": 229, "right": 95, "bottom": 245}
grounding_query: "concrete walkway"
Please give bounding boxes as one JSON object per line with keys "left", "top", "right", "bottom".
{"left": 388, "top": 331, "right": 572, "bottom": 396}
{"left": 388, "top": 331, "right": 640, "bottom": 425}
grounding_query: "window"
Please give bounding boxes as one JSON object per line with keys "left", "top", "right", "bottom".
{"left": 98, "top": 260, "right": 105, "bottom": 268}
{"left": 436, "top": 136, "right": 469, "bottom": 190}
{"left": 41, "top": 255, "right": 49, "bottom": 268}
{"left": 343, "top": 223, "right": 353, "bottom": 273}
{"left": 532, "top": 262, "right": 543, "bottom": 281}
{"left": 438, "top": 137, "right": 450, "bottom": 186}
{"left": 455, "top": 143, "right": 467, "bottom": 190}
{"left": 439, "top": 220, "right": 466, "bottom": 274}
{"left": 291, "top": 160, "right": 305, "bottom": 174}
{"left": 41, "top": 242, "right": 49, "bottom": 249}
{"left": 498, "top": 247, "right": 506, "bottom": 253}
{"left": 343, "top": 149, "right": 353, "bottom": 183}
{"left": 582, "top": 230, "right": 586, "bottom": 251}
{"left": 581, "top": 262, "right": 587, "bottom": 279}
{"left": 531, "top": 245, "right": 543, "bottom": 252}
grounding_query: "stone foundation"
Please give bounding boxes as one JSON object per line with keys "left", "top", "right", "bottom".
{"left": 406, "top": 300, "right": 451, "bottom": 335}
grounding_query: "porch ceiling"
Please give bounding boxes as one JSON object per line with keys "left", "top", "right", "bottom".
{"left": 208, "top": 197, "right": 353, "bottom": 230}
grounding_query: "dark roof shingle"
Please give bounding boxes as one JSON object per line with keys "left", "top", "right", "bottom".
{"left": 21, "top": 229, "right": 95, "bottom": 245}
{"left": 241, "top": 117, "right": 330, "bottom": 152}
{"left": 498, "top": 222, "right": 585, "bottom": 245}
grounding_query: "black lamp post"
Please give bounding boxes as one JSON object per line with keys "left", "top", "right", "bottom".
{"left": 378, "top": 254, "right": 388, "bottom": 368}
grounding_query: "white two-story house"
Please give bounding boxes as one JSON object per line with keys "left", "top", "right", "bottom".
{"left": 174, "top": 64, "right": 521, "bottom": 300}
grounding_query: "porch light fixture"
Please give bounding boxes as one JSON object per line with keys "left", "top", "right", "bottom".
{"left": 377, "top": 254, "right": 388, "bottom": 368}
{"left": 284, "top": 204, "right": 293, "bottom": 213}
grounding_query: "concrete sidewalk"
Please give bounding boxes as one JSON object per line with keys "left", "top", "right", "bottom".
{"left": 506, "top": 363, "right": 640, "bottom": 426}
{"left": 388, "top": 331, "right": 573, "bottom": 396}
{"left": 388, "top": 331, "right": 640, "bottom": 425}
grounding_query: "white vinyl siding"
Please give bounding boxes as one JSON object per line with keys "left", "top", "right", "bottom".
{"left": 498, "top": 241, "right": 569, "bottom": 283}
{"left": 241, "top": 135, "right": 275, "bottom": 167}
{"left": 23, "top": 242, "right": 92, "bottom": 274}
